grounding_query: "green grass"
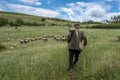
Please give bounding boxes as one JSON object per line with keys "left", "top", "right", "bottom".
{"left": 0, "top": 11, "right": 74, "bottom": 26}
{"left": 0, "top": 26, "right": 120, "bottom": 80}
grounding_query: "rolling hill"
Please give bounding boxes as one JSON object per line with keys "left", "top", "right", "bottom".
{"left": 0, "top": 11, "right": 75, "bottom": 26}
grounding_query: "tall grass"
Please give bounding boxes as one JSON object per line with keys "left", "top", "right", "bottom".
{"left": 0, "top": 26, "right": 120, "bottom": 80}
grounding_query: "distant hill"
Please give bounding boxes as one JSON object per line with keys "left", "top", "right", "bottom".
{"left": 0, "top": 11, "right": 75, "bottom": 26}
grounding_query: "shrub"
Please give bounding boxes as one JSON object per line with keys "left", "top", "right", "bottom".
{"left": 40, "top": 23, "right": 46, "bottom": 26}
{"left": 48, "top": 23, "right": 57, "bottom": 26}
{"left": 86, "top": 26, "right": 91, "bottom": 28}
{"left": 9, "top": 21, "right": 15, "bottom": 26}
{"left": 15, "top": 18, "right": 24, "bottom": 26}
{"left": 41, "top": 18, "right": 46, "bottom": 22}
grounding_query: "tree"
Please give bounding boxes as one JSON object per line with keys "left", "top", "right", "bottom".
{"left": 15, "top": 18, "right": 24, "bottom": 26}
{"left": 9, "top": 21, "right": 15, "bottom": 26}
{"left": 41, "top": 18, "right": 46, "bottom": 22}
{"left": 110, "top": 15, "right": 120, "bottom": 23}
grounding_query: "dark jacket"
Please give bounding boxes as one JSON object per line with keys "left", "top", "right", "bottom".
{"left": 67, "top": 29, "right": 87, "bottom": 50}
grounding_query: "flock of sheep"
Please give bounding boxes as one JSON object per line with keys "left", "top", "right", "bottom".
{"left": 1, "top": 35, "right": 68, "bottom": 49}
{"left": 20, "top": 34, "right": 68, "bottom": 44}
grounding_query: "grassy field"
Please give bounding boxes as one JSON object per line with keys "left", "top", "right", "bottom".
{"left": 0, "top": 26, "right": 120, "bottom": 80}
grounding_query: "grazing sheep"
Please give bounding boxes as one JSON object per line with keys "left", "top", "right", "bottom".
{"left": 6, "top": 38, "right": 11, "bottom": 42}
{"left": 30, "top": 38, "right": 35, "bottom": 41}
{"left": 54, "top": 36, "right": 57, "bottom": 39}
{"left": 61, "top": 37, "right": 67, "bottom": 42}
{"left": 25, "top": 38, "right": 31, "bottom": 42}
{"left": 20, "top": 39, "right": 29, "bottom": 44}
{"left": 62, "top": 36, "right": 65, "bottom": 38}
{"left": 24, "top": 39, "right": 29, "bottom": 43}
{"left": 62, "top": 36, "right": 67, "bottom": 38}
{"left": 20, "top": 40, "right": 24, "bottom": 44}
{"left": 10, "top": 44, "right": 17, "bottom": 49}
{"left": 13, "top": 44, "right": 17, "bottom": 47}
{"left": 62, "top": 38, "right": 65, "bottom": 42}
{"left": 43, "top": 38, "right": 48, "bottom": 41}
{"left": 56, "top": 38, "right": 60, "bottom": 41}
{"left": 61, "top": 36, "right": 67, "bottom": 42}
{"left": 38, "top": 37, "right": 42, "bottom": 40}
{"left": 34, "top": 38, "right": 38, "bottom": 41}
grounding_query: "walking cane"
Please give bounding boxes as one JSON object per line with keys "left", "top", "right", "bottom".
{"left": 83, "top": 54, "right": 86, "bottom": 71}
{"left": 83, "top": 47, "right": 86, "bottom": 75}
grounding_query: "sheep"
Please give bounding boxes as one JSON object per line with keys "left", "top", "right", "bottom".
{"left": 20, "top": 39, "right": 29, "bottom": 44}
{"left": 43, "top": 38, "right": 48, "bottom": 41}
{"left": 60, "top": 36, "right": 67, "bottom": 42}
{"left": 24, "top": 39, "right": 29, "bottom": 43}
{"left": 20, "top": 40, "right": 24, "bottom": 44}
{"left": 30, "top": 38, "right": 33, "bottom": 42}
{"left": 61, "top": 37, "right": 67, "bottom": 42}
{"left": 37, "top": 37, "right": 42, "bottom": 40}
{"left": 34, "top": 38, "right": 38, "bottom": 41}
{"left": 6, "top": 38, "right": 11, "bottom": 42}
{"left": 62, "top": 36, "right": 67, "bottom": 39}
{"left": 62, "top": 36, "right": 65, "bottom": 38}
{"left": 54, "top": 36, "right": 57, "bottom": 39}
{"left": 56, "top": 38, "right": 60, "bottom": 41}
{"left": 25, "top": 38, "right": 31, "bottom": 42}
{"left": 9, "top": 44, "right": 17, "bottom": 49}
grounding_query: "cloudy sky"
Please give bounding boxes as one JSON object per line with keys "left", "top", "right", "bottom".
{"left": 0, "top": 0, "right": 120, "bottom": 22}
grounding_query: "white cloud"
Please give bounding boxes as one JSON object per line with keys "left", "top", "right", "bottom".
{"left": 1, "top": 0, "right": 120, "bottom": 22}
{"left": 19, "top": 0, "right": 42, "bottom": 6}
{"left": 85, "top": 5, "right": 106, "bottom": 17}
{"left": 59, "top": 8, "right": 74, "bottom": 20}
{"left": 58, "top": 1, "right": 120, "bottom": 22}
{"left": 8, "top": 4, "right": 60, "bottom": 17}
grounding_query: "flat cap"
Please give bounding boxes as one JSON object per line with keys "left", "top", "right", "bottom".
{"left": 74, "top": 24, "right": 80, "bottom": 28}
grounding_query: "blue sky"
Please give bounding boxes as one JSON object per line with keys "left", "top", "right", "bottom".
{"left": 0, "top": 0, "right": 120, "bottom": 22}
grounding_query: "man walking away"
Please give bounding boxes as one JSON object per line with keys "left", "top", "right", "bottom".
{"left": 67, "top": 24, "right": 87, "bottom": 72}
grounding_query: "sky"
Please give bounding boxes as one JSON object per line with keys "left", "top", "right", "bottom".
{"left": 0, "top": 0, "right": 120, "bottom": 22}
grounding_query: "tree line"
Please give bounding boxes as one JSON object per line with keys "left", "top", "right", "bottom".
{"left": 82, "top": 15, "right": 120, "bottom": 29}
{"left": 0, "top": 17, "right": 73, "bottom": 27}
{"left": 1, "top": 15, "right": 120, "bottom": 29}
{"left": 0, "top": 18, "right": 46, "bottom": 27}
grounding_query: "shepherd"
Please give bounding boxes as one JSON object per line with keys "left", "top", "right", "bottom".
{"left": 67, "top": 24, "right": 87, "bottom": 72}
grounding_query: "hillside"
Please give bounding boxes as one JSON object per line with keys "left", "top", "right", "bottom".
{"left": 0, "top": 11, "right": 75, "bottom": 26}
